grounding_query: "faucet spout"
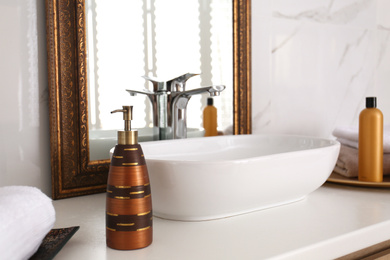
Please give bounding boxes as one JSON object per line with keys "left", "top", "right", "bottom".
{"left": 177, "top": 85, "right": 226, "bottom": 98}
{"left": 171, "top": 85, "right": 225, "bottom": 139}
{"left": 126, "top": 89, "right": 154, "bottom": 97}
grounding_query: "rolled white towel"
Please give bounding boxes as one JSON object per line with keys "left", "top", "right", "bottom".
{"left": 0, "top": 186, "right": 55, "bottom": 260}
{"left": 333, "top": 125, "right": 390, "bottom": 153}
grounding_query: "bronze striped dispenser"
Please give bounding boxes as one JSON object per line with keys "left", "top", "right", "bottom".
{"left": 106, "top": 106, "right": 152, "bottom": 250}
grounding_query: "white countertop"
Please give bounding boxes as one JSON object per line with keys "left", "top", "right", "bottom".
{"left": 53, "top": 183, "right": 390, "bottom": 259}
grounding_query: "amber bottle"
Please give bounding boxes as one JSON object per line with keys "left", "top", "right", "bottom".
{"left": 106, "top": 106, "right": 152, "bottom": 250}
{"left": 358, "top": 97, "right": 383, "bottom": 182}
{"left": 203, "top": 98, "right": 218, "bottom": 136}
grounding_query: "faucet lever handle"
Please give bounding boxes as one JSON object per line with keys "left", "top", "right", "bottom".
{"left": 142, "top": 75, "right": 164, "bottom": 92}
{"left": 167, "top": 73, "right": 200, "bottom": 92}
{"left": 143, "top": 73, "right": 200, "bottom": 92}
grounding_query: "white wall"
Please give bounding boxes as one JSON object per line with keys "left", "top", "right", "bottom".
{"left": 1, "top": 0, "right": 389, "bottom": 196}
{"left": 0, "top": 0, "right": 51, "bottom": 195}
{"left": 252, "top": 0, "right": 390, "bottom": 138}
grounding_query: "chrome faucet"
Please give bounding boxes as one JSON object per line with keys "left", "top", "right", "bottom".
{"left": 126, "top": 73, "right": 225, "bottom": 140}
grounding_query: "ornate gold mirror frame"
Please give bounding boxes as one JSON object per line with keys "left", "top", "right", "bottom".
{"left": 45, "top": 0, "right": 251, "bottom": 199}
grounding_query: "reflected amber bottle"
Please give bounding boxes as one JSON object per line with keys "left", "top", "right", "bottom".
{"left": 358, "top": 97, "right": 383, "bottom": 182}
{"left": 203, "top": 98, "right": 218, "bottom": 137}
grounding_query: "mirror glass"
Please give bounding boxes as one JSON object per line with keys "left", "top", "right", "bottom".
{"left": 85, "top": 0, "right": 233, "bottom": 160}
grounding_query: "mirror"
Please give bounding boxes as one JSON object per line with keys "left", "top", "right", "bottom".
{"left": 85, "top": 0, "right": 234, "bottom": 161}
{"left": 46, "top": 0, "right": 251, "bottom": 199}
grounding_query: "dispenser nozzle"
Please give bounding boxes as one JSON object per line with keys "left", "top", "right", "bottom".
{"left": 111, "top": 106, "right": 133, "bottom": 131}
{"left": 111, "top": 106, "right": 138, "bottom": 145}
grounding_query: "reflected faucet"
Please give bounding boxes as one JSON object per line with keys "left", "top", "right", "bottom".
{"left": 126, "top": 73, "right": 225, "bottom": 140}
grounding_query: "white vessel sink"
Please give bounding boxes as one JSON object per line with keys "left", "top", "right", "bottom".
{"left": 114, "top": 134, "right": 340, "bottom": 221}
{"left": 138, "top": 134, "right": 340, "bottom": 221}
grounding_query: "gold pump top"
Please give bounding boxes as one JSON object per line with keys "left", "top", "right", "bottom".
{"left": 111, "top": 106, "right": 138, "bottom": 145}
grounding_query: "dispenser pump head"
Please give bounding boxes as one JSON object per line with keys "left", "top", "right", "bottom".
{"left": 111, "top": 106, "right": 138, "bottom": 145}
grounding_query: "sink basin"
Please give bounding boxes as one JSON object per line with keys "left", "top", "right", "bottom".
{"left": 113, "top": 134, "right": 340, "bottom": 221}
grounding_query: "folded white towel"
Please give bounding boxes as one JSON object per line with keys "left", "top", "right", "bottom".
{"left": 0, "top": 186, "right": 55, "bottom": 260}
{"left": 333, "top": 125, "right": 390, "bottom": 153}
{"left": 334, "top": 144, "right": 390, "bottom": 177}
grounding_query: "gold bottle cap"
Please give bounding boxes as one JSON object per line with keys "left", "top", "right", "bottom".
{"left": 111, "top": 106, "right": 138, "bottom": 145}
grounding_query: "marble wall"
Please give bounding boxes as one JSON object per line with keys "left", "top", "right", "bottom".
{"left": 252, "top": 0, "right": 390, "bottom": 138}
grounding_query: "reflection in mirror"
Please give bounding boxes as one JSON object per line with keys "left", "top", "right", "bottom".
{"left": 86, "top": 0, "right": 233, "bottom": 160}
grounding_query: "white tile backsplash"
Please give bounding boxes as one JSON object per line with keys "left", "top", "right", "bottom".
{"left": 0, "top": 0, "right": 389, "bottom": 194}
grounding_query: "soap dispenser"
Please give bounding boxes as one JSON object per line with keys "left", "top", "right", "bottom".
{"left": 106, "top": 106, "right": 152, "bottom": 250}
